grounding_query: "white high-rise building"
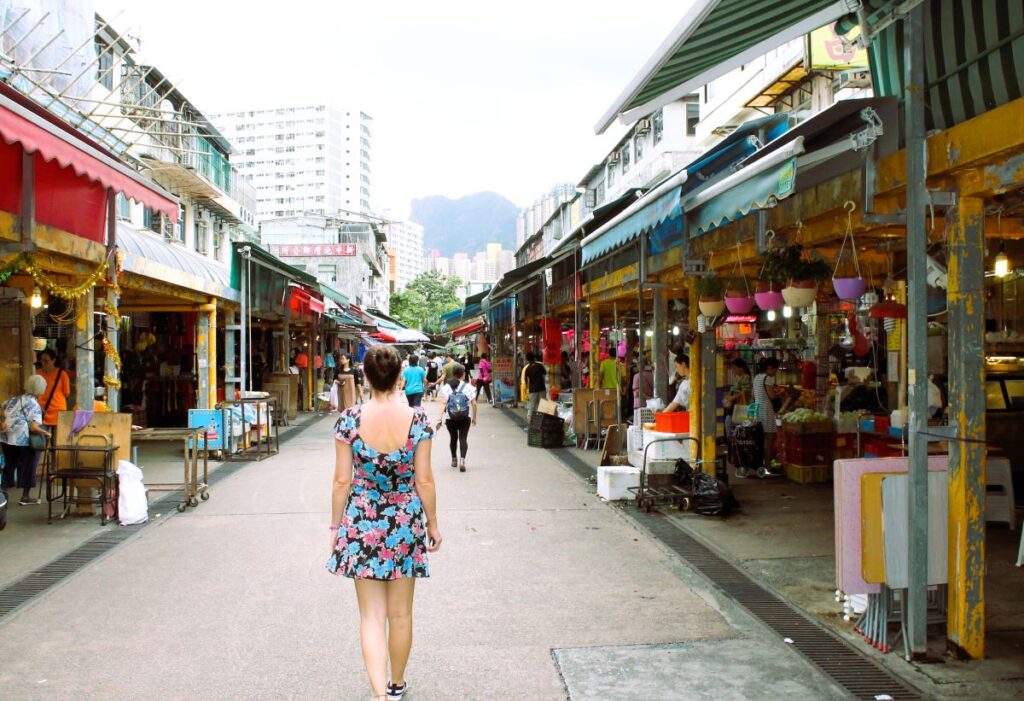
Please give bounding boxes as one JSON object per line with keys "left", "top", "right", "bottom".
{"left": 384, "top": 219, "right": 424, "bottom": 292}
{"left": 211, "top": 105, "right": 373, "bottom": 220}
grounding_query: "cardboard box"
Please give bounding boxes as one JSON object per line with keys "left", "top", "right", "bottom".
{"left": 537, "top": 398, "right": 559, "bottom": 416}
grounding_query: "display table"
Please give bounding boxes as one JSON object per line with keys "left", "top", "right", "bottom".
{"left": 47, "top": 439, "right": 119, "bottom": 525}
{"left": 219, "top": 398, "right": 279, "bottom": 461}
{"left": 132, "top": 427, "right": 208, "bottom": 513}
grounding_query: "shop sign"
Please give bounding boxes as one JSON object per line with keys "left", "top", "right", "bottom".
{"left": 809, "top": 23, "right": 869, "bottom": 70}
{"left": 271, "top": 244, "right": 357, "bottom": 257}
{"left": 492, "top": 356, "right": 516, "bottom": 403}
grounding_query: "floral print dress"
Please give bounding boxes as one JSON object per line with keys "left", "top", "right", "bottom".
{"left": 327, "top": 407, "right": 434, "bottom": 580}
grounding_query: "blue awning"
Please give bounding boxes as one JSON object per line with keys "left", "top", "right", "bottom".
{"left": 685, "top": 138, "right": 804, "bottom": 236}
{"left": 581, "top": 184, "right": 683, "bottom": 265}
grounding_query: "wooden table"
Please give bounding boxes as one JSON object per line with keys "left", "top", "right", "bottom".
{"left": 132, "top": 427, "right": 208, "bottom": 513}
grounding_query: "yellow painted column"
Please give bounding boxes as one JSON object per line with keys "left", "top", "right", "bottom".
{"left": 946, "top": 194, "right": 986, "bottom": 658}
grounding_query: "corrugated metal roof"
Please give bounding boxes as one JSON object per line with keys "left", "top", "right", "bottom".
{"left": 117, "top": 222, "right": 238, "bottom": 301}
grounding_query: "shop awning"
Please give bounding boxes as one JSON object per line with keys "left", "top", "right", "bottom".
{"left": 0, "top": 84, "right": 178, "bottom": 221}
{"left": 117, "top": 222, "right": 238, "bottom": 302}
{"left": 581, "top": 180, "right": 684, "bottom": 265}
{"left": 328, "top": 308, "right": 376, "bottom": 331}
{"left": 485, "top": 255, "right": 551, "bottom": 304}
{"left": 685, "top": 137, "right": 805, "bottom": 236}
{"left": 365, "top": 307, "right": 405, "bottom": 331}
{"left": 232, "top": 242, "right": 318, "bottom": 289}
{"left": 319, "top": 283, "right": 350, "bottom": 311}
{"left": 450, "top": 318, "right": 485, "bottom": 339}
{"left": 595, "top": 0, "right": 848, "bottom": 132}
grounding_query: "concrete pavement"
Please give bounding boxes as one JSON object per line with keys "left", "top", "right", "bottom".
{"left": 0, "top": 402, "right": 849, "bottom": 700}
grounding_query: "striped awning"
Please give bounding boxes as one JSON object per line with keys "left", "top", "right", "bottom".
{"left": 867, "top": 0, "right": 1024, "bottom": 131}
{"left": 596, "top": 0, "right": 847, "bottom": 132}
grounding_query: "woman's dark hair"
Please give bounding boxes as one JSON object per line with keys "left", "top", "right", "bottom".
{"left": 674, "top": 353, "right": 690, "bottom": 368}
{"left": 408, "top": 355, "right": 419, "bottom": 367}
{"left": 481, "top": 352, "right": 489, "bottom": 360}
{"left": 39, "top": 348, "right": 58, "bottom": 363}
{"left": 525, "top": 351, "right": 535, "bottom": 363}
{"left": 731, "top": 358, "right": 751, "bottom": 375}
{"left": 362, "top": 346, "right": 402, "bottom": 391}
{"left": 757, "top": 357, "right": 781, "bottom": 373}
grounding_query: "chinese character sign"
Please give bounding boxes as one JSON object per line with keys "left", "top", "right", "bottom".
{"left": 271, "top": 244, "right": 358, "bottom": 257}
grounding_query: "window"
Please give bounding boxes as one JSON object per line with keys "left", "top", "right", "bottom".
{"left": 652, "top": 110, "right": 664, "bottom": 144}
{"left": 317, "top": 264, "right": 337, "bottom": 285}
{"left": 607, "top": 163, "right": 616, "bottom": 187}
{"left": 116, "top": 194, "right": 132, "bottom": 221}
{"left": 686, "top": 103, "right": 700, "bottom": 136}
{"left": 194, "top": 219, "right": 208, "bottom": 254}
{"left": 634, "top": 134, "right": 645, "bottom": 161}
{"left": 620, "top": 145, "right": 631, "bottom": 174}
{"left": 143, "top": 206, "right": 157, "bottom": 231}
{"left": 96, "top": 39, "right": 113, "bottom": 90}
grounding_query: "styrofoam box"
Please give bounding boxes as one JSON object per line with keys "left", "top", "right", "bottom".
{"left": 597, "top": 465, "right": 640, "bottom": 500}
{"left": 642, "top": 430, "right": 692, "bottom": 461}
{"left": 627, "top": 425, "right": 644, "bottom": 453}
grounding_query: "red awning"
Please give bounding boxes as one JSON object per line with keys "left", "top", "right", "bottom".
{"left": 450, "top": 319, "right": 485, "bottom": 339}
{"left": 0, "top": 87, "right": 178, "bottom": 222}
{"left": 371, "top": 331, "right": 397, "bottom": 343}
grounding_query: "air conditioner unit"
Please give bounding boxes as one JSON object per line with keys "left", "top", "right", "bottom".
{"left": 635, "top": 118, "right": 652, "bottom": 134}
{"left": 608, "top": 153, "right": 620, "bottom": 164}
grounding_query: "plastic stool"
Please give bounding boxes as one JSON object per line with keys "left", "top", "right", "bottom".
{"left": 985, "top": 458, "right": 1016, "bottom": 530}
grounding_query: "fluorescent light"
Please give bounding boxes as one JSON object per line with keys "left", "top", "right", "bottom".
{"left": 782, "top": 305, "right": 793, "bottom": 318}
{"left": 766, "top": 310, "right": 776, "bottom": 322}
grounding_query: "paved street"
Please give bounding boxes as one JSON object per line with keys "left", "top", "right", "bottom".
{"left": 0, "top": 405, "right": 847, "bottom": 700}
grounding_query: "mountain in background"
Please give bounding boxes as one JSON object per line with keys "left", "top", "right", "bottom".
{"left": 410, "top": 192, "right": 518, "bottom": 257}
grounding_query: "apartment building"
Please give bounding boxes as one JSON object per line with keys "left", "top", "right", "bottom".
{"left": 515, "top": 183, "right": 576, "bottom": 249}
{"left": 211, "top": 105, "right": 374, "bottom": 220}
{"left": 261, "top": 214, "right": 389, "bottom": 312}
{"left": 383, "top": 219, "right": 424, "bottom": 292}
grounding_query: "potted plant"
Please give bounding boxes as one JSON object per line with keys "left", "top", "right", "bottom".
{"left": 832, "top": 224, "right": 867, "bottom": 300}
{"left": 755, "top": 248, "right": 786, "bottom": 311}
{"left": 696, "top": 274, "right": 726, "bottom": 317}
{"left": 724, "top": 276, "right": 755, "bottom": 314}
{"left": 776, "top": 244, "right": 831, "bottom": 308}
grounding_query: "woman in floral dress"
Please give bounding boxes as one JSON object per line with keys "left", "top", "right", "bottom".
{"left": 328, "top": 345, "right": 441, "bottom": 701}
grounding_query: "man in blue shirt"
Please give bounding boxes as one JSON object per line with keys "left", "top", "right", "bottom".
{"left": 400, "top": 355, "right": 427, "bottom": 407}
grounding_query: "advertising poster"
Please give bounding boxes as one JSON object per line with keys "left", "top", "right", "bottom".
{"left": 492, "top": 356, "right": 516, "bottom": 404}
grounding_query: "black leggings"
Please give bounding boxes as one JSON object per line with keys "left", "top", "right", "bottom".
{"left": 446, "top": 417, "right": 471, "bottom": 458}
{"left": 477, "top": 379, "right": 492, "bottom": 402}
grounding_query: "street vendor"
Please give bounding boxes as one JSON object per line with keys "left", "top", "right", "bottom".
{"left": 663, "top": 353, "right": 690, "bottom": 412}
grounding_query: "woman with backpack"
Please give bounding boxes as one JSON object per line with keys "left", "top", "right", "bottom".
{"left": 436, "top": 364, "right": 477, "bottom": 472}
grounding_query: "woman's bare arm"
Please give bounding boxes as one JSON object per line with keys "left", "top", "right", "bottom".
{"left": 330, "top": 438, "right": 353, "bottom": 540}
{"left": 413, "top": 438, "right": 441, "bottom": 551}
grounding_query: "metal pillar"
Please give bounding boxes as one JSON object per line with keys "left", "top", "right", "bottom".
{"left": 613, "top": 300, "right": 621, "bottom": 426}
{"left": 75, "top": 289, "right": 95, "bottom": 410}
{"left": 687, "top": 277, "right": 702, "bottom": 460}
{"left": 636, "top": 238, "right": 646, "bottom": 408}
{"left": 239, "top": 249, "right": 248, "bottom": 393}
{"left": 701, "top": 329, "right": 717, "bottom": 470}
{"left": 903, "top": 3, "right": 930, "bottom": 659}
{"left": 224, "top": 310, "right": 237, "bottom": 400}
{"left": 653, "top": 288, "right": 669, "bottom": 404}
{"left": 946, "top": 195, "right": 986, "bottom": 659}
{"left": 589, "top": 302, "right": 600, "bottom": 386}
{"left": 196, "top": 309, "right": 211, "bottom": 409}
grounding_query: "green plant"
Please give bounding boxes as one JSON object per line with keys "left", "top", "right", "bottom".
{"left": 723, "top": 276, "right": 751, "bottom": 295}
{"left": 696, "top": 274, "right": 724, "bottom": 298}
{"left": 763, "top": 243, "right": 830, "bottom": 284}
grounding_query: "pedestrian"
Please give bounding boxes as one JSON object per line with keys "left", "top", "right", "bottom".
{"left": 559, "top": 351, "right": 573, "bottom": 390}
{"left": 442, "top": 352, "right": 457, "bottom": 383}
{"left": 752, "top": 357, "right": 785, "bottom": 472}
{"left": 476, "top": 353, "right": 493, "bottom": 404}
{"left": 632, "top": 352, "right": 654, "bottom": 413}
{"left": 523, "top": 352, "right": 546, "bottom": 424}
{"left": 327, "top": 345, "right": 441, "bottom": 701}
{"left": 424, "top": 352, "right": 441, "bottom": 400}
{"left": 35, "top": 349, "right": 69, "bottom": 445}
{"left": 436, "top": 364, "right": 477, "bottom": 471}
{"left": 663, "top": 353, "right": 691, "bottom": 412}
{"left": 598, "top": 351, "right": 622, "bottom": 392}
{"left": 399, "top": 355, "right": 427, "bottom": 408}
{"left": 1, "top": 374, "right": 49, "bottom": 505}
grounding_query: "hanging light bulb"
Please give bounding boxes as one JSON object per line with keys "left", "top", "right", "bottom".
{"left": 782, "top": 305, "right": 793, "bottom": 318}
{"left": 671, "top": 325, "right": 680, "bottom": 336}
{"left": 766, "top": 309, "right": 777, "bottom": 322}
{"left": 994, "top": 242, "right": 1010, "bottom": 277}
{"left": 644, "top": 329, "right": 653, "bottom": 338}
{"left": 29, "top": 287, "right": 42, "bottom": 309}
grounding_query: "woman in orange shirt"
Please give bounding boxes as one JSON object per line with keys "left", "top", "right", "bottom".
{"left": 36, "top": 349, "right": 70, "bottom": 438}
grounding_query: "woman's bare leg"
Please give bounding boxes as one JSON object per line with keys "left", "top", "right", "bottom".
{"left": 354, "top": 579, "right": 389, "bottom": 697}
{"left": 386, "top": 578, "right": 416, "bottom": 685}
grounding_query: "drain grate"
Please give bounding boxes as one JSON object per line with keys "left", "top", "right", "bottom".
{"left": 521, "top": 413, "right": 924, "bottom": 701}
{"left": 0, "top": 415, "right": 328, "bottom": 622}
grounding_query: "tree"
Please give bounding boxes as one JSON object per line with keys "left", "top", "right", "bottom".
{"left": 390, "top": 270, "right": 463, "bottom": 334}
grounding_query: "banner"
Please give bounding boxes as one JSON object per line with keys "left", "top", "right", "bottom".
{"left": 809, "top": 23, "right": 869, "bottom": 70}
{"left": 492, "top": 356, "right": 516, "bottom": 404}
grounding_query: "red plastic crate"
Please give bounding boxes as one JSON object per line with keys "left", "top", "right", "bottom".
{"left": 655, "top": 411, "right": 689, "bottom": 433}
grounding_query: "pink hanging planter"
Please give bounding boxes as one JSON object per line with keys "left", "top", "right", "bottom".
{"left": 754, "top": 288, "right": 784, "bottom": 311}
{"left": 725, "top": 291, "right": 755, "bottom": 314}
{"left": 832, "top": 276, "right": 867, "bottom": 301}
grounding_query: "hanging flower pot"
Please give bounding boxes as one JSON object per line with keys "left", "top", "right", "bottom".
{"left": 832, "top": 276, "right": 868, "bottom": 300}
{"left": 754, "top": 281, "right": 784, "bottom": 311}
{"left": 698, "top": 297, "right": 726, "bottom": 317}
{"left": 725, "top": 288, "right": 755, "bottom": 314}
{"left": 832, "top": 202, "right": 867, "bottom": 301}
{"left": 782, "top": 279, "right": 818, "bottom": 308}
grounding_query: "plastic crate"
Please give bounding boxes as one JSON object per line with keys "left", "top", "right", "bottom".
{"left": 634, "top": 408, "right": 655, "bottom": 427}
{"left": 783, "top": 420, "right": 833, "bottom": 434}
{"left": 530, "top": 412, "right": 564, "bottom": 432}
{"left": 654, "top": 411, "right": 689, "bottom": 433}
{"left": 528, "top": 429, "right": 563, "bottom": 448}
{"left": 784, "top": 462, "right": 831, "bottom": 483}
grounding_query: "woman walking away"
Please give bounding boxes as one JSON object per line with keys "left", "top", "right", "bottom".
{"left": 1, "top": 375, "right": 50, "bottom": 505}
{"left": 424, "top": 352, "right": 440, "bottom": 400}
{"left": 437, "top": 364, "right": 477, "bottom": 471}
{"left": 476, "top": 353, "right": 493, "bottom": 405}
{"left": 328, "top": 345, "right": 441, "bottom": 701}
{"left": 752, "top": 357, "right": 785, "bottom": 476}
{"left": 399, "top": 355, "right": 427, "bottom": 408}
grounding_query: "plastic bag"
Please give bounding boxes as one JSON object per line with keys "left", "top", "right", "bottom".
{"left": 691, "top": 471, "right": 739, "bottom": 516}
{"left": 117, "top": 459, "right": 148, "bottom": 526}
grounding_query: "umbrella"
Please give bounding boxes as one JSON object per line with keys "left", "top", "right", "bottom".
{"left": 394, "top": 328, "right": 429, "bottom": 343}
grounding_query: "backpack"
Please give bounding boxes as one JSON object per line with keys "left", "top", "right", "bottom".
{"left": 426, "top": 360, "right": 439, "bottom": 381}
{"left": 446, "top": 381, "right": 471, "bottom": 420}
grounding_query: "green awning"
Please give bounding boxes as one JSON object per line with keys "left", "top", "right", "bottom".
{"left": 581, "top": 183, "right": 683, "bottom": 265}
{"left": 596, "top": 0, "right": 847, "bottom": 132}
{"left": 319, "top": 283, "right": 350, "bottom": 309}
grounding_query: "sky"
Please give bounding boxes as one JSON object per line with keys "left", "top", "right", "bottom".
{"left": 97, "top": 0, "right": 694, "bottom": 218}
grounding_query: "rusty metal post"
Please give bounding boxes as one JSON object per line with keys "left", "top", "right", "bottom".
{"left": 652, "top": 288, "right": 669, "bottom": 403}
{"left": 903, "top": 3, "right": 930, "bottom": 659}
{"left": 687, "top": 277, "right": 702, "bottom": 465}
{"left": 946, "top": 195, "right": 986, "bottom": 659}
